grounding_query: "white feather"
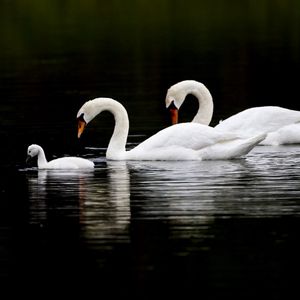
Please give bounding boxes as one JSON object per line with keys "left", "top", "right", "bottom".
{"left": 76, "top": 97, "right": 265, "bottom": 161}
{"left": 27, "top": 144, "right": 94, "bottom": 169}
{"left": 166, "top": 80, "right": 300, "bottom": 145}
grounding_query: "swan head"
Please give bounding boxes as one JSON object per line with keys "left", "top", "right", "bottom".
{"left": 76, "top": 99, "right": 99, "bottom": 138}
{"left": 27, "top": 144, "right": 40, "bottom": 158}
{"left": 165, "top": 100, "right": 179, "bottom": 125}
{"left": 77, "top": 113, "right": 87, "bottom": 138}
{"left": 165, "top": 86, "right": 187, "bottom": 110}
{"left": 165, "top": 80, "right": 213, "bottom": 125}
{"left": 166, "top": 80, "right": 202, "bottom": 108}
{"left": 77, "top": 97, "right": 126, "bottom": 138}
{"left": 165, "top": 80, "right": 200, "bottom": 125}
{"left": 26, "top": 144, "right": 42, "bottom": 164}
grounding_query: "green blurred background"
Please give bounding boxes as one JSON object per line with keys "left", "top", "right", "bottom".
{"left": 0, "top": 0, "right": 299, "bottom": 163}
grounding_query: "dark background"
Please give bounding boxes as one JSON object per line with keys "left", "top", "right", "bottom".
{"left": 0, "top": 0, "right": 299, "bottom": 167}
{"left": 0, "top": 1, "right": 300, "bottom": 297}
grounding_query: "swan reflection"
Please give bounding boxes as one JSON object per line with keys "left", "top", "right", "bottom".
{"left": 126, "top": 160, "right": 245, "bottom": 226}
{"left": 26, "top": 164, "right": 131, "bottom": 243}
{"left": 126, "top": 147, "right": 300, "bottom": 220}
{"left": 81, "top": 161, "right": 131, "bottom": 243}
{"left": 26, "top": 145, "right": 300, "bottom": 244}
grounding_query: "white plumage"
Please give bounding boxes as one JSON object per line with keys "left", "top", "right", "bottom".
{"left": 27, "top": 144, "right": 94, "bottom": 169}
{"left": 166, "top": 80, "right": 300, "bottom": 145}
{"left": 76, "top": 97, "right": 265, "bottom": 160}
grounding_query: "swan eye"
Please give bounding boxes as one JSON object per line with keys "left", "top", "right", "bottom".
{"left": 168, "top": 101, "right": 177, "bottom": 110}
{"left": 78, "top": 113, "right": 85, "bottom": 122}
{"left": 166, "top": 97, "right": 175, "bottom": 107}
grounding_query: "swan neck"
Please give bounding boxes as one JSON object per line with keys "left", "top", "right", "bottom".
{"left": 190, "top": 86, "right": 214, "bottom": 125}
{"left": 37, "top": 147, "right": 48, "bottom": 168}
{"left": 105, "top": 100, "right": 129, "bottom": 159}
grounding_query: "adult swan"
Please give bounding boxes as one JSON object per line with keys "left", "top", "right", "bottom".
{"left": 76, "top": 97, "right": 265, "bottom": 160}
{"left": 165, "top": 80, "right": 300, "bottom": 145}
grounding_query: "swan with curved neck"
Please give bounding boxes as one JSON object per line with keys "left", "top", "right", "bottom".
{"left": 77, "top": 97, "right": 265, "bottom": 160}
{"left": 165, "top": 80, "right": 214, "bottom": 125}
{"left": 165, "top": 80, "right": 300, "bottom": 145}
{"left": 27, "top": 144, "right": 94, "bottom": 169}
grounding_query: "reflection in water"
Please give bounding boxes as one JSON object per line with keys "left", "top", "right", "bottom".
{"left": 27, "top": 169, "right": 94, "bottom": 225}
{"left": 80, "top": 161, "right": 131, "bottom": 247}
{"left": 27, "top": 146, "right": 300, "bottom": 234}
{"left": 23, "top": 146, "right": 300, "bottom": 297}
{"left": 127, "top": 146, "right": 300, "bottom": 221}
{"left": 27, "top": 164, "right": 131, "bottom": 246}
{"left": 2, "top": 0, "right": 300, "bottom": 296}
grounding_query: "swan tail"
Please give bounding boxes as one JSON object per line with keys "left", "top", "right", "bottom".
{"left": 240, "top": 133, "right": 267, "bottom": 150}
{"left": 199, "top": 133, "right": 267, "bottom": 160}
{"left": 226, "top": 133, "right": 267, "bottom": 158}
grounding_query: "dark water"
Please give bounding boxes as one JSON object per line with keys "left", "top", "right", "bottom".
{"left": 1, "top": 0, "right": 300, "bottom": 298}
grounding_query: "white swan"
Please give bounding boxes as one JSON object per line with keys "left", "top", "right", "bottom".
{"left": 27, "top": 144, "right": 94, "bottom": 169}
{"left": 76, "top": 97, "right": 265, "bottom": 160}
{"left": 165, "top": 80, "right": 300, "bottom": 145}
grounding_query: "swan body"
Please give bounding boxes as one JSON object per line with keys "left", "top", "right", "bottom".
{"left": 77, "top": 97, "right": 265, "bottom": 161}
{"left": 215, "top": 106, "right": 300, "bottom": 145}
{"left": 166, "top": 80, "right": 300, "bottom": 145}
{"left": 27, "top": 144, "right": 94, "bottom": 169}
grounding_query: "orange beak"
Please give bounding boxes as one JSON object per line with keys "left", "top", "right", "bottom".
{"left": 169, "top": 106, "right": 178, "bottom": 125}
{"left": 77, "top": 118, "right": 86, "bottom": 138}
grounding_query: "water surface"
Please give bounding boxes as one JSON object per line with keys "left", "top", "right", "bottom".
{"left": 1, "top": 146, "right": 297, "bottom": 298}
{"left": 0, "top": 1, "right": 300, "bottom": 298}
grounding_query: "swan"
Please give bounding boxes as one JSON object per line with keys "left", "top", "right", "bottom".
{"left": 76, "top": 97, "right": 266, "bottom": 160}
{"left": 26, "top": 144, "right": 94, "bottom": 169}
{"left": 165, "top": 80, "right": 300, "bottom": 145}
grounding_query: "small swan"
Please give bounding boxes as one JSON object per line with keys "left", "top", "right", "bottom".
{"left": 27, "top": 144, "right": 94, "bottom": 169}
{"left": 76, "top": 97, "right": 265, "bottom": 161}
{"left": 165, "top": 80, "right": 300, "bottom": 145}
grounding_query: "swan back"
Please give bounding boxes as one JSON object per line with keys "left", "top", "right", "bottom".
{"left": 43, "top": 157, "right": 94, "bottom": 169}
{"left": 215, "top": 106, "right": 300, "bottom": 135}
{"left": 165, "top": 80, "right": 214, "bottom": 125}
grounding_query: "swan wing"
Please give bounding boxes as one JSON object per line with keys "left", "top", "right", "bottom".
{"left": 215, "top": 106, "right": 300, "bottom": 135}
{"left": 126, "top": 123, "right": 265, "bottom": 160}
{"left": 132, "top": 123, "right": 240, "bottom": 152}
{"left": 261, "top": 123, "right": 300, "bottom": 145}
{"left": 44, "top": 157, "right": 94, "bottom": 169}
